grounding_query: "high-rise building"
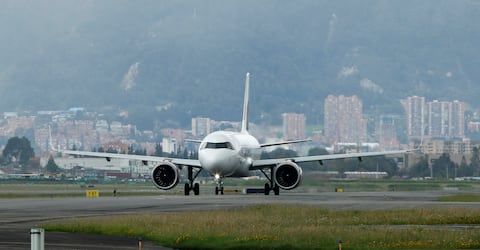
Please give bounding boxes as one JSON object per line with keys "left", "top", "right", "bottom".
{"left": 191, "top": 117, "right": 211, "bottom": 137}
{"left": 282, "top": 113, "right": 306, "bottom": 140}
{"left": 404, "top": 96, "right": 426, "bottom": 140}
{"left": 404, "top": 97, "right": 465, "bottom": 140}
{"left": 426, "top": 99, "right": 465, "bottom": 139}
{"left": 428, "top": 100, "right": 450, "bottom": 137}
{"left": 451, "top": 100, "right": 465, "bottom": 138}
{"left": 324, "top": 95, "right": 366, "bottom": 144}
{"left": 377, "top": 116, "right": 399, "bottom": 150}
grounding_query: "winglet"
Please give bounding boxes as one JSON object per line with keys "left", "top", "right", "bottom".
{"left": 241, "top": 72, "right": 250, "bottom": 133}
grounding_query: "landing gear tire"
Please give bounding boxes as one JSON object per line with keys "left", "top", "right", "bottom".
{"left": 215, "top": 186, "right": 224, "bottom": 195}
{"left": 193, "top": 183, "right": 200, "bottom": 196}
{"left": 184, "top": 183, "right": 190, "bottom": 196}
{"left": 273, "top": 184, "right": 280, "bottom": 196}
{"left": 264, "top": 183, "right": 270, "bottom": 195}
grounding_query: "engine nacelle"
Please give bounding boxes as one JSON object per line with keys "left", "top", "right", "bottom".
{"left": 273, "top": 161, "right": 303, "bottom": 190}
{"left": 151, "top": 162, "right": 180, "bottom": 190}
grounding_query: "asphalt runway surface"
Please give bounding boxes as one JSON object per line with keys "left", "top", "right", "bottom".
{"left": 1, "top": 190, "right": 479, "bottom": 249}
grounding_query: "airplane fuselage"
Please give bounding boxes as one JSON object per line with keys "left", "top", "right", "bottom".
{"left": 198, "top": 131, "right": 261, "bottom": 178}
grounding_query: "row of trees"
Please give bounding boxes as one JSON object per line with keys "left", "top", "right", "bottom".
{"left": 264, "top": 147, "right": 480, "bottom": 179}
{"left": 0, "top": 136, "right": 61, "bottom": 173}
{"left": 410, "top": 148, "right": 480, "bottom": 179}
{"left": 262, "top": 147, "right": 400, "bottom": 177}
{"left": 88, "top": 143, "right": 199, "bottom": 160}
{"left": 4, "top": 135, "right": 480, "bottom": 179}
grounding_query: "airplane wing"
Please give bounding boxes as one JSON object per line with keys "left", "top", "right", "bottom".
{"left": 49, "top": 125, "right": 201, "bottom": 168}
{"left": 250, "top": 149, "right": 410, "bottom": 170}
{"left": 58, "top": 149, "right": 202, "bottom": 168}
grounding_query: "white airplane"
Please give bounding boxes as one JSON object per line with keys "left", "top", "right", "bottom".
{"left": 52, "top": 73, "right": 409, "bottom": 196}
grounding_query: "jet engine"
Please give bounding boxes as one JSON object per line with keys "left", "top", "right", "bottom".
{"left": 273, "top": 161, "right": 303, "bottom": 190}
{"left": 151, "top": 162, "right": 179, "bottom": 190}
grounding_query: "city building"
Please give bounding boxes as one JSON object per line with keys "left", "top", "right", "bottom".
{"left": 467, "top": 121, "right": 480, "bottom": 132}
{"left": 191, "top": 117, "right": 211, "bottom": 137}
{"left": 324, "top": 95, "right": 367, "bottom": 145}
{"left": 404, "top": 97, "right": 465, "bottom": 140}
{"left": 403, "top": 96, "right": 426, "bottom": 140}
{"left": 420, "top": 140, "right": 472, "bottom": 155}
{"left": 428, "top": 100, "right": 451, "bottom": 137}
{"left": 377, "top": 116, "right": 400, "bottom": 150}
{"left": 282, "top": 113, "right": 306, "bottom": 140}
{"left": 451, "top": 100, "right": 465, "bottom": 138}
{"left": 162, "top": 138, "right": 177, "bottom": 154}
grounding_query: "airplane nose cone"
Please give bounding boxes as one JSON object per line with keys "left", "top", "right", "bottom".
{"left": 200, "top": 151, "right": 223, "bottom": 169}
{"left": 199, "top": 150, "right": 235, "bottom": 175}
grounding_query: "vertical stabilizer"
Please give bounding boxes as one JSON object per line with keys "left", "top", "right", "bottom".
{"left": 241, "top": 72, "right": 250, "bottom": 133}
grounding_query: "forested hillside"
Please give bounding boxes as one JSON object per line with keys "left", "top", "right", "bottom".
{"left": 0, "top": 1, "right": 479, "bottom": 129}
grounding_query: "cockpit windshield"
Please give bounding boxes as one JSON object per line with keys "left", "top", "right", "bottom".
{"left": 203, "top": 142, "right": 234, "bottom": 150}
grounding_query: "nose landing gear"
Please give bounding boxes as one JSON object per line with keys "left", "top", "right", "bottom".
{"left": 214, "top": 174, "right": 224, "bottom": 195}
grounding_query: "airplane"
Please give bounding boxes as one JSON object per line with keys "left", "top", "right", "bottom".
{"left": 51, "top": 73, "right": 410, "bottom": 196}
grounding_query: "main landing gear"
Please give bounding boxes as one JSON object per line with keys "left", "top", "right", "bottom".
{"left": 185, "top": 182, "right": 200, "bottom": 196}
{"left": 260, "top": 167, "right": 280, "bottom": 196}
{"left": 184, "top": 166, "right": 202, "bottom": 196}
{"left": 264, "top": 182, "right": 280, "bottom": 195}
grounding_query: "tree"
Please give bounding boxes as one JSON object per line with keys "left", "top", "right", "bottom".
{"left": 409, "top": 156, "right": 430, "bottom": 178}
{"left": 308, "top": 147, "right": 330, "bottom": 156}
{"left": 470, "top": 147, "right": 480, "bottom": 176}
{"left": 302, "top": 147, "right": 330, "bottom": 170}
{"left": 154, "top": 143, "right": 163, "bottom": 157}
{"left": 260, "top": 148, "right": 298, "bottom": 159}
{"left": 2, "top": 136, "right": 35, "bottom": 165}
{"left": 189, "top": 150, "right": 198, "bottom": 159}
{"left": 432, "top": 153, "right": 455, "bottom": 179}
{"left": 45, "top": 156, "right": 60, "bottom": 173}
{"left": 457, "top": 155, "right": 473, "bottom": 177}
{"left": 360, "top": 156, "right": 399, "bottom": 177}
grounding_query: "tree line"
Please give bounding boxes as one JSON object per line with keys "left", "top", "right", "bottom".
{"left": 3, "top": 135, "right": 480, "bottom": 179}
{"left": 409, "top": 148, "right": 480, "bottom": 179}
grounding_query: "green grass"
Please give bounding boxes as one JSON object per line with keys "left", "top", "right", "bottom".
{"left": 2, "top": 178, "right": 480, "bottom": 198}
{"left": 0, "top": 191, "right": 170, "bottom": 199}
{"left": 44, "top": 204, "right": 480, "bottom": 249}
{"left": 0, "top": 182, "right": 178, "bottom": 198}
{"left": 299, "top": 178, "right": 480, "bottom": 192}
{"left": 438, "top": 194, "right": 480, "bottom": 202}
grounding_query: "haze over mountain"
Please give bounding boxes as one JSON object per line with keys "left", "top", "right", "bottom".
{"left": 1, "top": 1, "right": 479, "bottom": 129}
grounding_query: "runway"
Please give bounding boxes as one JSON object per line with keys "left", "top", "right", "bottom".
{"left": 1, "top": 191, "right": 479, "bottom": 249}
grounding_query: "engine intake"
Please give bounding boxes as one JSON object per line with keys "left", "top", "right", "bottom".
{"left": 151, "top": 162, "right": 179, "bottom": 190}
{"left": 273, "top": 161, "right": 302, "bottom": 190}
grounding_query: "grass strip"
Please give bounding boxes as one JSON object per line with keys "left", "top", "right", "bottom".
{"left": 438, "top": 194, "right": 480, "bottom": 202}
{"left": 44, "top": 204, "right": 480, "bottom": 249}
{"left": 0, "top": 191, "right": 168, "bottom": 199}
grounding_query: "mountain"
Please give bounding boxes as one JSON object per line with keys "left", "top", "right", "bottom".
{"left": 0, "top": 1, "right": 479, "bottom": 129}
